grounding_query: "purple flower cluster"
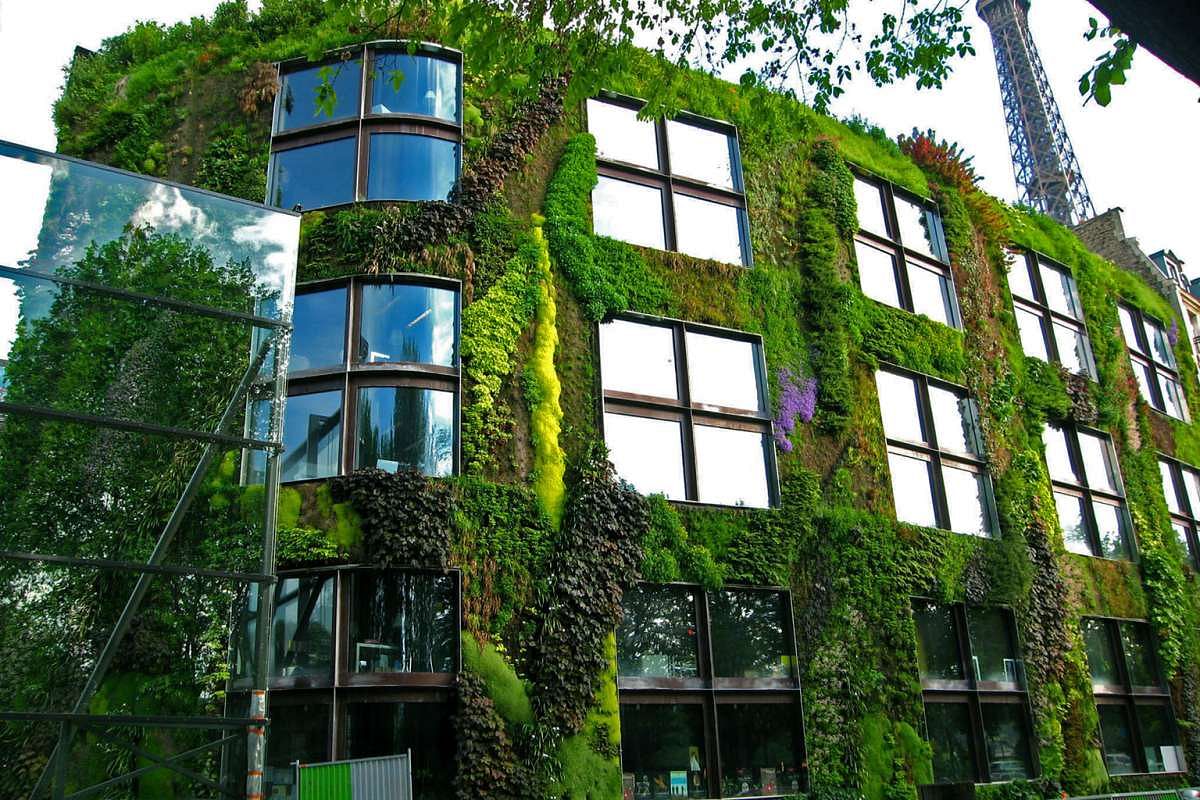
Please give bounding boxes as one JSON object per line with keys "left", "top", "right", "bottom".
{"left": 1168, "top": 318, "right": 1179, "bottom": 347}
{"left": 773, "top": 369, "right": 818, "bottom": 453}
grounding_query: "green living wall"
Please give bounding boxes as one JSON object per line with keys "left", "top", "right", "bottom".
{"left": 8, "top": 1, "right": 1197, "bottom": 798}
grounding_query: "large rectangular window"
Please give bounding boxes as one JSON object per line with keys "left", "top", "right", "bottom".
{"left": 1158, "top": 455, "right": 1200, "bottom": 568}
{"left": 1118, "top": 303, "right": 1188, "bottom": 420}
{"left": 617, "top": 584, "right": 804, "bottom": 798}
{"left": 912, "top": 600, "right": 1036, "bottom": 784}
{"left": 1082, "top": 618, "right": 1185, "bottom": 776}
{"left": 1042, "top": 423, "right": 1134, "bottom": 559}
{"left": 587, "top": 96, "right": 751, "bottom": 266}
{"left": 1007, "top": 250, "right": 1096, "bottom": 379}
{"left": 599, "top": 315, "right": 777, "bottom": 508}
{"left": 853, "top": 173, "right": 959, "bottom": 328}
{"left": 875, "top": 367, "right": 997, "bottom": 536}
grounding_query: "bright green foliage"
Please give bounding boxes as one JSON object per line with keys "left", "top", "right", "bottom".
{"left": 528, "top": 221, "right": 567, "bottom": 526}
{"left": 640, "top": 495, "right": 724, "bottom": 589}
{"left": 461, "top": 632, "right": 534, "bottom": 726}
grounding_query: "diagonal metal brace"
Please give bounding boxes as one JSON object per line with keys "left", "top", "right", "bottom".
{"left": 67, "top": 730, "right": 238, "bottom": 799}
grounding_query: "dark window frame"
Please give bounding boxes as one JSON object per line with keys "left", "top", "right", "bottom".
{"left": 585, "top": 93, "right": 753, "bottom": 267}
{"left": 851, "top": 169, "right": 961, "bottom": 329}
{"left": 597, "top": 312, "right": 780, "bottom": 508}
{"left": 1043, "top": 422, "right": 1136, "bottom": 561}
{"left": 912, "top": 599, "right": 1039, "bottom": 785}
{"left": 1158, "top": 453, "right": 1200, "bottom": 569}
{"left": 876, "top": 364, "right": 998, "bottom": 536}
{"left": 1006, "top": 249, "right": 1097, "bottom": 379}
{"left": 268, "top": 40, "right": 464, "bottom": 210}
{"left": 1118, "top": 302, "right": 1188, "bottom": 421}
{"left": 1082, "top": 617, "right": 1185, "bottom": 777}
{"left": 616, "top": 582, "right": 807, "bottom": 798}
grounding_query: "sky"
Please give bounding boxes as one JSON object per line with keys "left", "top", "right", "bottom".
{"left": 0, "top": 0, "right": 1197, "bottom": 274}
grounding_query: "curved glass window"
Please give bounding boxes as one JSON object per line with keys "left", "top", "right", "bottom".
{"left": 366, "top": 134, "right": 458, "bottom": 202}
{"left": 359, "top": 283, "right": 457, "bottom": 365}
{"left": 290, "top": 287, "right": 347, "bottom": 373}
{"left": 348, "top": 571, "right": 456, "bottom": 674}
{"left": 356, "top": 386, "right": 455, "bottom": 476}
{"left": 276, "top": 61, "right": 363, "bottom": 132}
{"left": 372, "top": 52, "right": 460, "bottom": 122}
{"left": 278, "top": 390, "right": 343, "bottom": 482}
{"left": 269, "top": 138, "right": 357, "bottom": 210}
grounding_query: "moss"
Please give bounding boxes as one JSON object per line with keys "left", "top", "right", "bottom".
{"left": 461, "top": 632, "right": 534, "bottom": 726}
{"left": 552, "top": 633, "right": 623, "bottom": 800}
{"left": 528, "top": 220, "right": 567, "bottom": 526}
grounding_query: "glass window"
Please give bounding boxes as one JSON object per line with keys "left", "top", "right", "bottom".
{"left": 1054, "top": 492, "right": 1091, "bottom": 556}
{"left": 271, "top": 574, "right": 336, "bottom": 680}
{"left": 853, "top": 177, "right": 888, "bottom": 238}
{"left": 1007, "top": 254, "right": 1036, "bottom": 300}
{"left": 1119, "top": 304, "right": 1187, "bottom": 419}
{"left": 1042, "top": 427, "right": 1075, "bottom": 483}
{"left": 269, "top": 138, "right": 358, "bottom": 210}
{"left": 371, "top": 52, "right": 459, "bottom": 122}
{"left": 693, "top": 425, "right": 770, "bottom": 508}
{"left": 359, "top": 283, "right": 457, "bottom": 366}
{"left": 1098, "top": 705, "right": 1137, "bottom": 776}
{"left": 1044, "top": 424, "right": 1132, "bottom": 560}
{"left": 968, "top": 607, "right": 1021, "bottom": 684}
{"left": 619, "top": 703, "right": 708, "bottom": 799}
{"left": 875, "top": 370, "right": 924, "bottom": 443}
{"left": 1040, "top": 264, "right": 1081, "bottom": 318}
{"left": 355, "top": 386, "right": 454, "bottom": 476}
{"left": 603, "top": 412, "right": 686, "bottom": 500}
{"left": 908, "top": 262, "right": 954, "bottom": 326}
{"left": 600, "top": 319, "right": 679, "bottom": 399}
{"left": 1083, "top": 618, "right": 1121, "bottom": 686}
{"left": 592, "top": 177, "right": 666, "bottom": 250}
{"left": 366, "top": 133, "right": 458, "bottom": 201}
{"left": 889, "top": 452, "right": 937, "bottom": 528}
{"left": 1015, "top": 307, "right": 1049, "bottom": 361}
{"left": 1078, "top": 430, "right": 1118, "bottom": 492}
{"left": 708, "top": 590, "right": 791, "bottom": 679}
{"left": 586, "top": 98, "right": 659, "bottom": 170}
{"left": 277, "top": 61, "right": 363, "bottom": 131}
{"left": 926, "top": 702, "right": 976, "bottom": 783}
{"left": 894, "top": 195, "right": 940, "bottom": 260}
{"left": 914, "top": 601, "right": 964, "bottom": 681}
{"left": 1137, "top": 705, "right": 1184, "bottom": 773}
{"left": 929, "top": 385, "right": 977, "bottom": 456}
{"left": 348, "top": 571, "right": 456, "bottom": 674}
{"left": 1009, "top": 253, "right": 1095, "bottom": 378}
{"left": 617, "top": 585, "right": 700, "bottom": 679}
{"left": 1145, "top": 319, "right": 1174, "bottom": 367}
{"left": 1093, "top": 500, "right": 1130, "bottom": 560}
{"left": 291, "top": 288, "right": 347, "bottom": 373}
{"left": 982, "top": 703, "right": 1034, "bottom": 780}
{"left": 942, "top": 464, "right": 992, "bottom": 536}
{"left": 1160, "top": 460, "right": 1181, "bottom": 513}
{"left": 267, "top": 702, "right": 330, "bottom": 768}
{"left": 1183, "top": 468, "right": 1200, "bottom": 514}
{"left": 1160, "top": 457, "right": 1200, "bottom": 567}
{"left": 685, "top": 332, "right": 760, "bottom": 411}
{"left": 1119, "top": 622, "right": 1160, "bottom": 688}
{"left": 345, "top": 701, "right": 455, "bottom": 799}
{"left": 717, "top": 703, "right": 803, "bottom": 797}
{"left": 672, "top": 194, "right": 743, "bottom": 265}
{"left": 666, "top": 119, "right": 736, "bottom": 189}
{"left": 279, "top": 390, "right": 343, "bottom": 482}
{"left": 855, "top": 240, "right": 901, "bottom": 309}
{"left": 1052, "top": 322, "right": 1089, "bottom": 375}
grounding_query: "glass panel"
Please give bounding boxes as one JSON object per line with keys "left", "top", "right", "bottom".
{"left": 982, "top": 703, "right": 1034, "bottom": 780}
{"left": 853, "top": 177, "right": 889, "bottom": 238}
{"left": 345, "top": 701, "right": 455, "bottom": 799}
{"left": 1172, "top": 521, "right": 1191, "bottom": 555}
{"left": 1159, "top": 373, "right": 1186, "bottom": 420}
{"left": 600, "top": 319, "right": 678, "bottom": 399}
{"left": 265, "top": 703, "right": 330, "bottom": 775}
{"left": 968, "top": 607, "right": 1021, "bottom": 684}
{"left": 290, "top": 288, "right": 347, "bottom": 372}
{"left": 908, "top": 262, "right": 954, "bottom": 326}
{"left": 604, "top": 412, "right": 685, "bottom": 500}
{"left": 358, "top": 283, "right": 457, "bottom": 366}
{"left": 685, "top": 331, "right": 760, "bottom": 411}
{"left": 1015, "top": 307, "right": 1049, "bottom": 361}
{"left": 942, "top": 464, "right": 992, "bottom": 537}
{"left": 271, "top": 575, "right": 335, "bottom": 680}
{"left": 1160, "top": 460, "right": 1181, "bottom": 514}
{"left": 619, "top": 703, "right": 707, "bottom": 799}
{"left": 349, "top": 571, "right": 456, "bottom": 673}
{"left": 888, "top": 452, "right": 937, "bottom": 528}
{"left": 269, "top": 138, "right": 358, "bottom": 210}
{"left": 666, "top": 119, "right": 735, "bottom": 189}
{"left": 1042, "top": 426, "right": 1076, "bottom": 484}
{"left": 855, "top": 240, "right": 901, "bottom": 309}
{"left": 1078, "top": 430, "right": 1119, "bottom": 493}
{"left": 278, "top": 390, "right": 343, "bottom": 482}
{"left": 1137, "top": 705, "right": 1184, "bottom": 773}
{"left": 1007, "top": 253, "right": 1036, "bottom": 301}
{"left": 1144, "top": 317, "right": 1175, "bottom": 367}
{"left": 1098, "top": 704, "right": 1137, "bottom": 776}
{"left": 672, "top": 194, "right": 743, "bottom": 265}
{"left": 366, "top": 133, "right": 458, "bottom": 202}
{"left": 709, "top": 589, "right": 791, "bottom": 679}
{"left": 587, "top": 99, "right": 659, "bottom": 169}
{"left": 694, "top": 425, "right": 770, "bottom": 508}
{"left": 1039, "top": 263, "right": 1082, "bottom": 318}
{"left": 592, "top": 177, "right": 666, "bottom": 250}
{"left": 371, "top": 52, "right": 460, "bottom": 122}
{"left": 925, "top": 702, "right": 976, "bottom": 783}
{"left": 717, "top": 704, "right": 803, "bottom": 797}
{"left": 276, "top": 61, "right": 362, "bottom": 131}
{"left": 1120, "top": 622, "right": 1161, "bottom": 688}
{"left": 1082, "top": 619, "right": 1120, "bottom": 686}
{"left": 617, "top": 585, "right": 700, "bottom": 678}
{"left": 875, "top": 370, "right": 924, "bottom": 443}
{"left": 1053, "top": 321, "right": 1091, "bottom": 376}
{"left": 1132, "top": 360, "right": 1157, "bottom": 407}
{"left": 1118, "top": 306, "right": 1143, "bottom": 354}
{"left": 1093, "top": 500, "right": 1130, "bottom": 560}
{"left": 895, "top": 195, "right": 941, "bottom": 260}
{"left": 1183, "top": 467, "right": 1200, "bottom": 518}
{"left": 355, "top": 386, "right": 455, "bottom": 476}
{"left": 913, "top": 600, "right": 964, "bottom": 681}
{"left": 928, "top": 385, "right": 976, "bottom": 455}
{"left": 1054, "top": 492, "right": 1092, "bottom": 556}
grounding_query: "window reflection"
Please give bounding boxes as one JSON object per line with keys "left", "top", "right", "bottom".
{"left": 875, "top": 370, "right": 924, "bottom": 443}
{"left": 586, "top": 99, "right": 659, "bottom": 169}
{"left": 366, "top": 134, "right": 458, "bottom": 201}
{"left": 926, "top": 702, "right": 975, "bottom": 783}
{"left": 968, "top": 607, "right": 1022, "bottom": 685}
{"left": 1052, "top": 322, "right": 1088, "bottom": 374}
{"left": 272, "top": 575, "right": 336, "bottom": 680}
{"left": 345, "top": 701, "right": 456, "bottom": 799}
{"left": 914, "top": 601, "right": 963, "bottom": 681}
{"left": 1007, "top": 254, "right": 1036, "bottom": 300}
{"left": 1078, "top": 431, "right": 1117, "bottom": 492}
{"left": 275, "top": 390, "right": 343, "bottom": 483}
{"left": 617, "top": 585, "right": 700, "bottom": 678}
{"left": 603, "top": 412, "right": 686, "bottom": 500}
{"left": 908, "top": 262, "right": 954, "bottom": 326}
{"left": 355, "top": 386, "right": 454, "bottom": 476}
{"left": 1015, "top": 307, "right": 1049, "bottom": 361}
{"left": 694, "top": 425, "right": 770, "bottom": 508}
{"left": 290, "top": 288, "right": 347, "bottom": 373}
{"left": 620, "top": 704, "right": 708, "bottom": 799}
{"left": 600, "top": 319, "right": 679, "bottom": 399}
{"left": 1039, "top": 264, "right": 1081, "bottom": 318}
{"left": 709, "top": 590, "right": 791, "bottom": 679}
{"left": 943, "top": 465, "right": 992, "bottom": 536}
{"left": 1093, "top": 500, "right": 1129, "bottom": 560}
{"left": 266, "top": 703, "right": 330, "bottom": 780}
{"left": 349, "top": 571, "right": 456, "bottom": 673}
{"left": 672, "top": 193, "right": 743, "bottom": 265}
{"left": 685, "top": 332, "right": 760, "bottom": 411}
{"left": 717, "top": 704, "right": 803, "bottom": 796}
{"left": 276, "top": 62, "right": 362, "bottom": 131}
{"left": 665, "top": 120, "right": 736, "bottom": 189}
{"left": 855, "top": 240, "right": 901, "bottom": 309}
{"left": 1042, "top": 427, "right": 1075, "bottom": 483}
{"left": 928, "top": 384, "right": 975, "bottom": 455}
{"left": 359, "top": 283, "right": 456, "bottom": 366}
{"left": 1098, "top": 705, "right": 1136, "bottom": 775}
{"left": 269, "top": 138, "right": 357, "bottom": 210}
{"left": 853, "top": 178, "right": 888, "bottom": 238}
{"left": 372, "top": 52, "right": 459, "bottom": 122}
{"left": 592, "top": 177, "right": 666, "bottom": 250}
{"left": 888, "top": 452, "right": 936, "bottom": 528}
{"left": 982, "top": 704, "right": 1034, "bottom": 780}
{"left": 894, "top": 196, "right": 940, "bottom": 260}
{"left": 1137, "top": 705, "right": 1184, "bottom": 773}
{"left": 1120, "top": 622, "right": 1160, "bottom": 688}
{"left": 1054, "top": 492, "right": 1090, "bottom": 556}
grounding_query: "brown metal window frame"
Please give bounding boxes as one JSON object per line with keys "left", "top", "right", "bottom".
{"left": 912, "top": 598, "right": 1039, "bottom": 785}
{"left": 850, "top": 169, "right": 962, "bottom": 330}
{"left": 585, "top": 93, "right": 753, "bottom": 267}
{"left": 1007, "top": 249, "right": 1097, "bottom": 379}
{"left": 1042, "top": 421, "right": 1136, "bottom": 561}
{"left": 282, "top": 274, "right": 462, "bottom": 483}
{"left": 876, "top": 364, "right": 999, "bottom": 537}
{"left": 1158, "top": 453, "right": 1200, "bottom": 569}
{"left": 1082, "top": 616, "right": 1185, "bottom": 777}
{"left": 616, "top": 582, "right": 807, "bottom": 798}
{"left": 597, "top": 312, "right": 780, "bottom": 508}
{"left": 268, "top": 41, "right": 464, "bottom": 211}
{"left": 1118, "top": 302, "right": 1189, "bottom": 421}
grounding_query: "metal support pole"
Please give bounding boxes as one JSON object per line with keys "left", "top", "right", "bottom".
{"left": 51, "top": 723, "right": 70, "bottom": 800}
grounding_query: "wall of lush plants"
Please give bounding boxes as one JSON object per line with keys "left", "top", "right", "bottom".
{"left": 30, "top": 1, "right": 1200, "bottom": 798}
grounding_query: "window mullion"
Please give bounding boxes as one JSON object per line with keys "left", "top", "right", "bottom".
{"left": 677, "top": 324, "right": 700, "bottom": 502}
